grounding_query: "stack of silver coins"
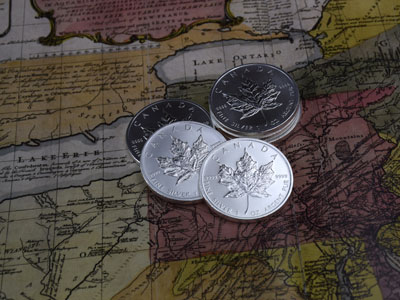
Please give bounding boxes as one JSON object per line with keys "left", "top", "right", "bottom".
{"left": 209, "top": 64, "right": 301, "bottom": 143}
{"left": 126, "top": 64, "right": 299, "bottom": 221}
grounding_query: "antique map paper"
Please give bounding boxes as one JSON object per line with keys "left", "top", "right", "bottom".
{"left": 0, "top": 0, "right": 400, "bottom": 299}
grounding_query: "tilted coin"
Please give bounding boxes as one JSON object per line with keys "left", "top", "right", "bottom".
{"left": 199, "top": 138, "right": 293, "bottom": 221}
{"left": 209, "top": 63, "right": 300, "bottom": 140}
{"left": 140, "top": 121, "right": 226, "bottom": 203}
{"left": 126, "top": 99, "right": 211, "bottom": 163}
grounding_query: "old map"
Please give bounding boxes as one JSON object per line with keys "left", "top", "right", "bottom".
{"left": 0, "top": 0, "right": 400, "bottom": 299}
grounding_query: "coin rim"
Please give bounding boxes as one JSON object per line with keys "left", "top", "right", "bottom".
{"left": 199, "top": 138, "right": 294, "bottom": 221}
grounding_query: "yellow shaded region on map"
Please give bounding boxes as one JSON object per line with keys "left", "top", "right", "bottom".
{"left": 298, "top": 240, "right": 382, "bottom": 300}
{"left": 383, "top": 145, "right": 400, "bottom": 196}
{"left": 310, "top": 0, "right": 400, "bottom": 57}
{"left": 378, "top": 132, "right": 400, "bottom": 196}
{"left": 112, "top": 239, "right": 382, "bottom": 300}
{"left": 377, "top": 216, "right": 400, "bottom": 256}
{"left": 377, "top": 217, "right": 400, "bottom": 273}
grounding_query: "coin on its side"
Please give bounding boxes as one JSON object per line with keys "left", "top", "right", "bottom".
{"left": 126, "top": 99, "right": 211, "bottom": 163}
{"left": 140, "top": 121, "right": 226, "bottom": 203}
{"left": 209, "top": 63, "right": 300, "bottom": 141}
{"left": 199, "top": 138, "right": 293, "bottom": 221}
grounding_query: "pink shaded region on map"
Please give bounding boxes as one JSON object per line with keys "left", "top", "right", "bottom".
{"left": 286, "top": 87, "right": 399, "bottom": 299}
{"left": 286, "top": 88, "right": 396, "bottom": 239}
{"left": 35, "top": 0, "right": 226, "bottom": 42}
{"left": 148, "top": 86, "right": 398, "bottom": 264}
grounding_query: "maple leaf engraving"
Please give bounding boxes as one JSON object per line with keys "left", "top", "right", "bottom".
{"left": 141, "top": 109, "right": 193, "bottom": 140}
{"left": 157, "top": 135, "right": 208, "bottom": 184}
{"left": 218, "top": 150, "right": 275, "bottom": 214}
{"left": 223, "top": 79, "right": 282, "bottom": 120}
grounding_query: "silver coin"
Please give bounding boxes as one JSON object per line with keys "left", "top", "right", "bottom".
{"left": 126, "top": 99, "right": 211, "bottom": 163}
{"left": 211, "top": 103, "right": 302, "bottom": 143}
{"left": 140, "top": 121, "right": 226, "bottom": 203}
{"left": 199, "top": 138, "right": 293, "bottom": 221}
{"left": 209, "top": 63, "right": 300, "bottom": 140}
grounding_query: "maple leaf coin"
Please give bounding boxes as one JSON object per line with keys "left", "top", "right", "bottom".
{"left": 199, "top": 138, "right": 293, "bottom": 221}
{"left": 140, "top": 121, "right": 226, "bottom": 203}
{"left": 211, "top": 103, "right": 301, "bottom": 143}
{"left": 126, "top": 99, "right": 211, "bottom": 163}
{"left": 209, "top": 64, "right": 301, "bottom": 142}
